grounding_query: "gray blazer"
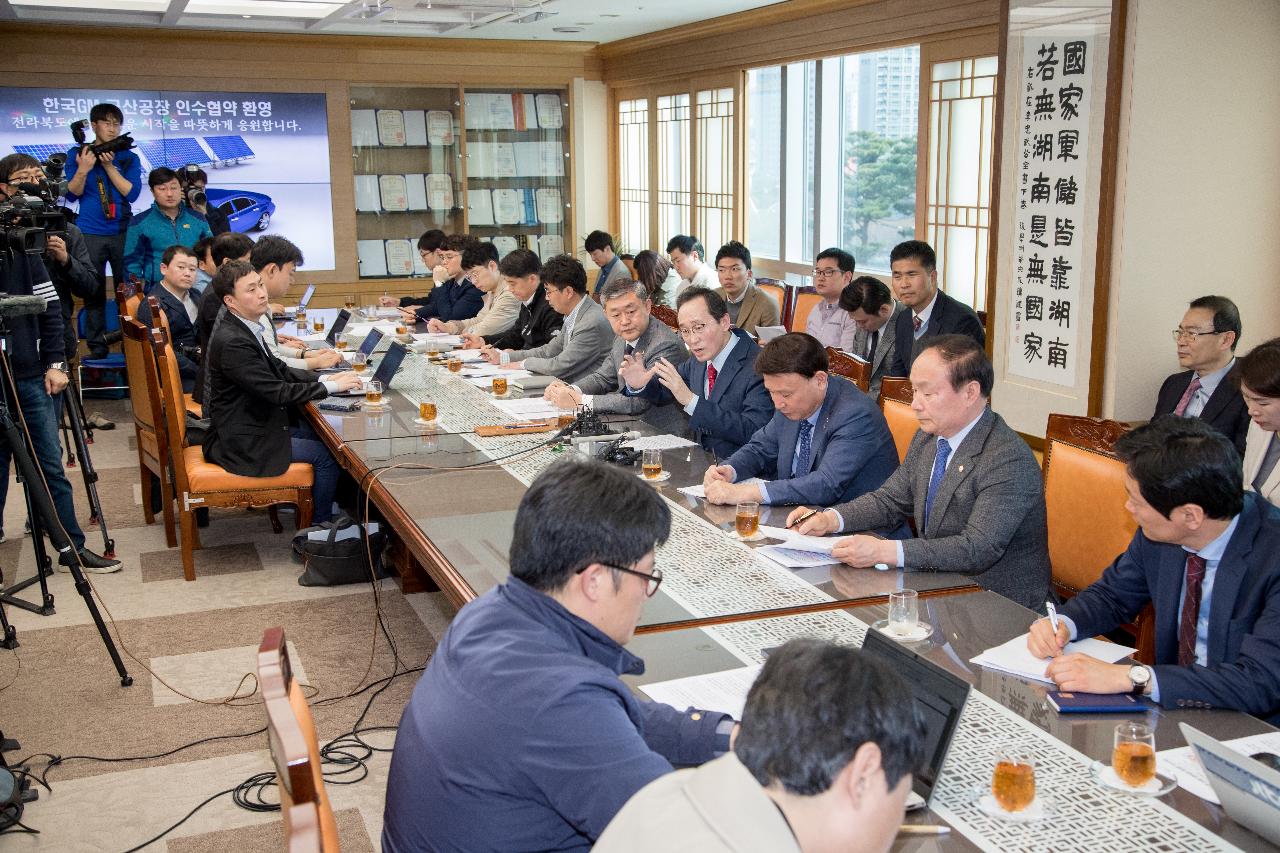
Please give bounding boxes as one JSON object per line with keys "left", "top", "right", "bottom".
{"left": 512, "top": 295, "right": 614, "bottom": 384}
{"left": 831, "top": 407, "right": 1050, "bottom": 610}
{"left": 849, "top": 301, "right": 904, "bottom": 397}
{"left": 575, "top": 317, "right": 689, "bottom": 415}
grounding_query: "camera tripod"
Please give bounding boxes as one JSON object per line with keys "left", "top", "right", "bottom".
{"left": 0, "top": 321, "right": 130, "bottom": 686}
{"left": 58, "top": 367, "right": 114, "bottom": 557}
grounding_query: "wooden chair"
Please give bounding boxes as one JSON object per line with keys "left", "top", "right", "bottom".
{"left": 826, "top": 347, "right": 870, "bottom": 393}
{"left": 754, "top": 278, "right": 790, "bottom": 328}
{"left": 1043, "top": 414, "right": 1154, "bottom": 662}
{"left": 789, "top": 287, "right": 823, "bottom": 333}
{"left": 122, "top": 293, "right": 142, "bottom": 322}
{"left": 121, "top": 318, "right": 177, "bottom": 547}
{"left": 651, "top": 303, "right": 679, "bottom": 332}
{"left": 877, "top": 378, "right": 918, "bottom": 463}
{"left": 151, "top": 326, "right": 314, "bottom": 580}
{"left": 258, "top": 627, "right": 340, "bottom": 853}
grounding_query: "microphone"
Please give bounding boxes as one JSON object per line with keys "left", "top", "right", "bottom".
{"left": 0, "top": 295, "right": 52, "bottom": 318}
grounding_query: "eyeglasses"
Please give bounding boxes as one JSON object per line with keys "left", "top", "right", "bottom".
{"left": 581, "top": 562, "right": 664, "bottom": 597}
{"left": 1171, "top": 328, "right": 1224, "bottom": 342}
{"left": 812, "top": 267, "right": 843, "bottom": 279}
{"left": 677, "top": 322, "right": 712, "bottom": 339}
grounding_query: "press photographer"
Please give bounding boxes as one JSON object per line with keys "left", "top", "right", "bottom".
{"left": 177, "top": 164, "right": 230, "bottom": 236}
{"left": 65, "top": 102, "right": 141, "bottom": 359}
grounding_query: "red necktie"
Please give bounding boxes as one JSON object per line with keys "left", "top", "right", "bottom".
{"left": 912, "top": 315, "right": 923, "bottom": 332}
{"left": 706, "top": 363, "right": 718, "bottom": 397}
{"left": 1173, "top": 377, "right": 1202, "bottom": 417}
{"left": 1178, "top": 553, "right": 1207, "bottom": 666}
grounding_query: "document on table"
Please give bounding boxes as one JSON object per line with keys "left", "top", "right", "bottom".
{"left": 1158, "top": 732, "right": 1280, "bottom": 804}
{"left": 493, "top": 398, "right": 562, "bottom": 419}
{"left": 621, "top": 434, "right": 698, "bottom": 451}
{"left": 464, "top": 371, "right": 530, "bottom": 388}
{"left": 756, "top": 546, "right": 836, "bottom": 569}
{"left": 346, "top": 321, "right": 400, "bottom": 337}
{"left": 677, "top": 478, "right": 764, "bottom": 499}
{"left": 412, "top": 332, "right": 463, "bottom": 347}
{"left": 756, "top": 525, "right": 840, "bottom": 555}
{"left": 445, "top": 348, "right": 488, "bottom": 363}
{"left": 970, "top": 635, "right": 1135, "bottom": 684}
{"left": 755, "top": 325, "right": 787, "bottom": 343}
{"left": 640, "top": 665, "right": 761, "bottom": 720}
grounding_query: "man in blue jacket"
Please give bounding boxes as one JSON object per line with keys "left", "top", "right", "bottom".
{"left": 65, "top": 102, "right": 143, "bottom": 358}
{"left": 702, "top": 332, "right": 899, "bottom": 509}
{"left": 397, "top": 233, "right": 482, "bottom": 324}
{"left": 383, "top": 458, "right": 733, "bottom": 852}
{"left": 1028, "top": 416, "right": 1280, "bottom": 724}
{"left": 123, "top": 167, "right": 212, "bottom": 292}
{"left": 622, "top": 286, "right": 774, "bottom": 460}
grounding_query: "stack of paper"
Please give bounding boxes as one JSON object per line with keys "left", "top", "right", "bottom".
{"left": 677, "top": 478, "right": 765, "bottom": 500}
{"left": 970, "top": 634, "right": 1134, "bottom": 684}
{"left": 413, "top": 332, "right": 464, "bottom": 347}
{"left": 640, "top": 665, "right": 762, "bottom": 719}
{"left": 493, "top": 398, "right": 562, "bottom": 419}
{"left": 622, "top": 435, "right": 698, "bottom": 451}
{"left": 756, "top": 325, "right": 788, "bottom": 343}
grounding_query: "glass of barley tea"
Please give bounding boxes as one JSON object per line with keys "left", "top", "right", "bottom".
{"left": 364, "top": 380, "right": 384, "bottom": 406}
{"left": 447, "top": 356, "right": 463, "bottom": 373}
{"left": 313, "top": 316, "right": 325, "bottom": 334}
{"left": 735, "top": 501, "right": 760, "bottom": 538}
{"left": 991, "top": 751, "right": 1036, "bottom": 812}
{"left": 352, "top": 352, "right": 368, "bottom": 373}
{"left": 641, "top": 449, "right": 662, "bottom": 479}
{"left": 344, "top": 294, "right": 357, "bottom": 310}
{"left": 491, "top": 376, "right": 508, "bottom": 397}
{"left": 335, "top": 339, "right": 349, "bottom": 351}
{"left": 419, "top": 400, "right": 437, "bottom": 422}
{"left": 1112, "top": 722, "right": 1156, "bottom": 787}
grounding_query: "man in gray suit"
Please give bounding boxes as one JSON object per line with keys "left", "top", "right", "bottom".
{"left": 483, "top": 254, "right": 613, "bottom": 385}
{"left": 587, "top": 229, "right": 632, "bottom": 298}
{"left": 841, "top": 275, "right": 904, "bottom": 398}
{"left": 544, "top": 279, "right": 688, "bottom": 418}
{"left": 788, "top": 335, "right": 1049, "bottom": 610}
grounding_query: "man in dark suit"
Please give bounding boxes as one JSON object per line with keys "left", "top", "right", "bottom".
{"left": 1029, "top": 416, "right": 1280, "bottom": 724}
{"left": 202, "top": 261, "right": 361, "bottom": 524}
{"left": 841, "top": 275, "right": 905, "bottom": 398}
{"left": 703, "top": 333, "right": 899, "bottom": 509}
{"left": 622, "top": 287, "right": 775, "bottom": 461}
{"left": 883, "top": 240, "right": 984, "bottom": 378}
{"left": 1153, "top": 295, "right": 1249, "bottom": 454}
{"left": 789, "top": 335, "right": 1049, "bottom": 611}
{"left": 397, "top": 234, "right": 483, "bottom": 324}
{"left": 462, "top": 249, "right": 563, "bottom": 354}
{"left": 134, "top": 244, "right": 202, "bottom": 392}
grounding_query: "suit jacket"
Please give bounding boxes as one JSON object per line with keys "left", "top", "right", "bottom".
{"left": 725, "top": 376, "right": 899, "bottom": 507}
{"left": 629, "top": 328, "right": 775, "bottom": 461}
{"left": 483, "top": 285, "right": 563, "bottom": 352}
{"left": 136, "top": 286, "right": 201, "bottom": 392}
{"left": 411, "top": 277, "right": 484, "bottom": 323}
{"left": 850, "top": 302, "right": 905, "bottom": 397}
{"left": 1061, "top": 492, "right": 1280, "bottom": 724}
{"left": 592, "top": 257, "right": 632, "bottom": 296}
{"left": 1244, "top": 421, "right": 1280, "bottom": 508}
{"left": 575, "top": 317, "right": 689, "bottom": 415}
{"left": 202, "top": 313, "right": 325, "bottom": 478}
{"left": 831, "top": 408, "right": 1050, "bottom": 610}
{"left": 511, "top": 295, "right": 613, "bottom": 384}
{"left": 594, "top": 753, "right": 800, "bottom": 853}
{"left": 886, "top": 289, "right": 985, "bottom": 378}
{"left": 1153, "top": 367, "right": 1249, "bottom": 455}
{"left": 716, "top": 284, "right": 780, "bottom": 337}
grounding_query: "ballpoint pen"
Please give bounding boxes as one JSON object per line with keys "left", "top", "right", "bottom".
{"left": 787, "top": 509, "right": 819, "bottom": 530}
{"left": 898, "top": 825, "right": 950, "bottom": 835}
{"left": 1046, "top": 600, "right": 1060, "bottom": 634}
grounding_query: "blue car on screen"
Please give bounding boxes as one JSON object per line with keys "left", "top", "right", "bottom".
{"left": 206, "top": 187, "right": 276, "bottom": 233}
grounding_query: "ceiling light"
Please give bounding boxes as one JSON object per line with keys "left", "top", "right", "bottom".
{"left": 552, "top": 26, "right": 582, "bottom": 33}
{"left": 514, "top": 10, "right": 556, "bottom": 23}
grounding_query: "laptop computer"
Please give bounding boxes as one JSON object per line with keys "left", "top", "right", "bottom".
{"left": 861, "top": 628, "right": 971, "bottom": 810}
{"left": 325, "top": 309, "right": 351, "bottom": 346}
{"left": 1179, "top": 724, "right": 1280, "bottom": 845}
{"left": 283, "top": 284, "right": 315, "bottom": 316}
{"left": 358, "top": 327, "right": 385, "bottom": 357}
{"left": 333, "top": 341, "right": 409, "bottom": 396}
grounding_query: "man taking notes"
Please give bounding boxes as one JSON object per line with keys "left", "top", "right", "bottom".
{"left": 1027, "top": 416, "right": 1280, "bottom": 723}
{"left": 788, "top": 336, "right": 1049, "bottom": 610}
{"left": 703, "top": 333, "right": 898, "bottom": 508}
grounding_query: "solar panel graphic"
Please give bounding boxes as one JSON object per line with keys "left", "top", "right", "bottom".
{"left": 137, "top": 137, "right": 211, "bottom": 170}
{"left": 12, "top": 143, "right": 69, "bottom": 163}
{"left": 203, "top": 135, "right": 255, "bottom": 161}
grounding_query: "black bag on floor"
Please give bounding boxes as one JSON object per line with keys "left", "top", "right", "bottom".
{"left": 291, "top": 515, "right": 389, "bottom": 586}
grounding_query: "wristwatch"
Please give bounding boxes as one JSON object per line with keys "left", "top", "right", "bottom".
{"left": 1128, "top": 664, "right": 1152, "bottom": 696}
{"left": 47, "top": 362, "right": 67, "bottom": 373}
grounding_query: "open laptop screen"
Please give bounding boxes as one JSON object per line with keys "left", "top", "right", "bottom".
{"left": 326, "top": 309, "right": 351, "bottom": 346}
{"left": 297, "top": 284, "right": 315, "bottom": 309}
{"left": 358, "top": 327, "right": 385, "bottom": 357}
{"left": 372, "top": 342, "right": 408, "bottom": 388}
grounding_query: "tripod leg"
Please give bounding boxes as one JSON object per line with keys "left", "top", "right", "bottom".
{"left": 0, "top": 582, "right": 18, "bottom": 649}
{"left": 62, "top": 398, "right": 114, "bottom": 556}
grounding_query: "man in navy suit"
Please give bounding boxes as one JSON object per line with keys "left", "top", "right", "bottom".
{"left": 701, "top": 333, "right": 898, "bottom": 509}
{"left": 134, "top": 244, "right": 203, "bottom": 392}
{"left": 883, "top": 240, "right": 984, "bottom": 378}
{"left": 1028, "top": 416, "right": 1280, "bottom": 724}
{"left": 622, "top": 287, "right": 774, "bottom": 461}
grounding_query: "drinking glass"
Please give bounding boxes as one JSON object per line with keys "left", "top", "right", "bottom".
{"left": 641, "top": 449, "right": 663, "bottom": 479}
{"left": 364, "top": 380, "right": 384, "bottom": 405}
{"left": 735, "top": 501, "right": 760, "bottom": 538}
{"left": 335, "top": 339, "right": 349, "bottom": 351}
{"left": 313, "top": 317, "right": 325, "bottom": 334}
{"left": 1112, "top": 722, "right": 1156, "bottom": 787}
{"left": 888, "top": 589, "right": 919, "bottom": 635}
{"left": 991, "top": 751, "right": 1036, "bottom": 812}
{"left": 352, "top": 352, "right": 368, "bottom": 373}
{"left": 491, "top": 376, "right": 509, "bottom": 397}
{"left": 447, "top": 357, "right": 463, "bottom": 373}
{"left": 344, "top": 294, "right": 357, "bottom": 310}
{"left": 419, "top": 400, "right": 437, "bottom": 422}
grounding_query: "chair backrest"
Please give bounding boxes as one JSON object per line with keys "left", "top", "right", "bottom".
{"left": 754, "top": 278, "right": 790, "bottom": 327}
{"left": 259, "top": 628, "right": 341, "bottom": 853}
{"left": 144, "top": 295, "right": 172, "bottom": 335}
{"left": 789, "top": 288, "right": 824, "bottom": 333}
{"left": 826, "top": 346, "right": 870, "bottom": 393}
{"left": 650, "top": 303, "right": 679, "bottom": 332}
{"left": 1043, "top": 414, "right": 1137, "bottom": 598}
{"left": 285, "top": 802, "right": 322, "bottom": 853}
{"left": 123, "top": 293, "right": 142, "bottom": 322}
{"left": 150, "top": 327, "right": 192, "bottom": 498}
{"left": 121, "top": 318, "right": 164, "bottom": 438}
{"left": 877, "top": 377, "right": 918, "bottom": 463}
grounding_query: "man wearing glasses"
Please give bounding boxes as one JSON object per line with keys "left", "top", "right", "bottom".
{"left": 396, "top": 233, "right": 482, "bottom": 323}
{"left": 713, "top": 241, "right": 779, "bottom": 338}
{"left": 621, "top": 286, "right": 775, "bottom": 460}
{"left": 1154, "top": 296, "right": 1249, "bottom": 454}
{"left": 805, "top": 247, "right": 859, "bottom": 351}
{"left": 380, "top": 228, "right": 446, "bottom": 307}
{"left": 382, "top": 458, "right": 735, "bottom": 853}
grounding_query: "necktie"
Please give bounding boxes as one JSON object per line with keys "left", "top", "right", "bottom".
{"left": 793, "top": 419, "right": 814, "bottom": 477}
{"left": 867, "top": 329, "right": 879, "bottom": 361}
{"left": 923, "top": 437, "right": 952, "bottom": 529}
{"left": 913, "top": 315, "right": 923, "bottom": 333}
{"left": 1178, "top": 553, "right": 1207, "bottom": 666}
{"left": 624, "top": 342, "right": 636, "bottom": 357}
{"left": 706, "top": 363, "right": 718, "bottom": 397}
{"left": 1173, "top": 377, "right": 1203, "bottom": 417}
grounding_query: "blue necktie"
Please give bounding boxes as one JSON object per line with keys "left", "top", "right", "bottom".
{"left": 923, "top": 437, "right": 951, "bottom": 528}
{"left": 793, "top": 419, "right": 814, "bottom": 477}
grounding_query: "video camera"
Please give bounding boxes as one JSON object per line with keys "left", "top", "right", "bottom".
{"left": 0, "top": 182, "right": 66, "bottom": 258}
{"left": 70, "top": 118, "right": 136, "bottom": 159}
{"left": 176, "top": 163, "right": 206, "bottom": 208}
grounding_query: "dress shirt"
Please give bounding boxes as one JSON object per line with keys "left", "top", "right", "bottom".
{"left": 193, "top": 268, "right": 211, "bottom": 297}
{"left": 912, "top": 293, "right": 939, "bottom": 339}
{"left": 755, "top": 405, "right": 823, "bottom": 504}
{"left": 595, "top": 257, "right": 621, "bottom": 291}
{"left": 257, "top": 314, "right": 311, "bottom": 370}
{"left": 805, "top": 300, "right": 858, "bottom": 351}
{"left": 161, "top": 284, "right": 199, "bottom": 322}
{"left": 677, "top": 264, "right": 718, "bottom": 297}
{"left": 1184, "top": 358, "right": 1235, "bottom": 419}
{"left": 684, "top": 333, "right": 740, "bottom": 416}
{"left": 240, "top": 312, "right": 338, "bottom": 394}
{"left": 577, "top": 336, "right": 641, "bottom": 409}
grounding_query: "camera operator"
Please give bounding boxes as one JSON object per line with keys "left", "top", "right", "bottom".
{"left": 124, "top": 167, "right": 213, "bottom": 293}
{"left": 0, "top": 154, "right": 93, "bottom": 364}
{"left": 65, "top": 103, "right": 141, "bottom": 360}
{"left": 0, "top": 212, "right": 122, "bottom": 570}
{"left": 177, "top": 165, "right": 230, "bottom": 236}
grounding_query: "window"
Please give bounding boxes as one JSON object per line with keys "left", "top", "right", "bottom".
{"left": 656, "top": 94, "right": 690, "bottom": 250}
{"left": 617, "top": 98, "right": 650, "bottom": 254}
{"left": 695, "top": 87, "right": 734, "bottom": 258}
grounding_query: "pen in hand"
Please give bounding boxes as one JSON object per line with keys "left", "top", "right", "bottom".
{"left": 1045, "top": 601, "right": 1062, "bottom": 657}
{"left": 788, "top": 509, "right": 819, "bottom": 530}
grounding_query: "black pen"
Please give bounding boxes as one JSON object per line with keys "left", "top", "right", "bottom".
{"left": 787, "top": 509, "right": 819, "bottom": 530}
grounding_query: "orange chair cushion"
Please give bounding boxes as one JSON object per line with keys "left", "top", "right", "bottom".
{"left": 183, "top": 394, "right": 202, "bottom": 418}
{"left": 183, "top": 446, "right": 313, "bottom": 492}
{"left": 1044, "top": 442, "right": 1137, "bottom": 593}
{"left": 882, "top": 400, "right": 919, "bottom": 463}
